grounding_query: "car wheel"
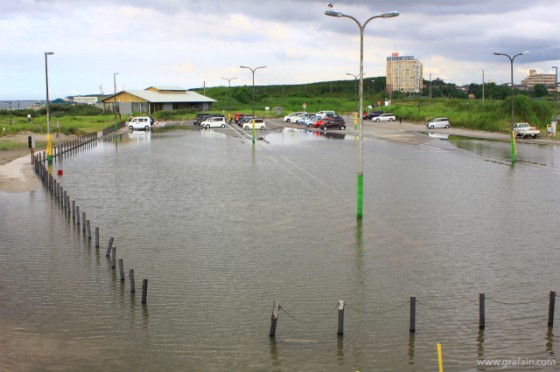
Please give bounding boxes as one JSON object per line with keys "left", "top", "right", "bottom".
{"left": 244, "top": 126, "right": 249, "bottom": 130}
{"left": 389, "top": 118, "right": 393, "bottom": 121}
{"left": 221, "top": 124, "right": 225, "bottom": 128}
{"left": 129, "top": 125, "right": 134, "bottom": 131}
{"left": 429, "top": 125, "right": 434, "bottom": 129}
{"left": 322, "top": 126, "right": 327, "bottom": 131}
{"left": 260, "top": 126, "right": 265, "bottom": 130}
{"left": 340, "top": 126, "right": 346, "bottom": 130}
{"left": 206, "top": 125, "right": 210, "bottom": 129}
{"left": 445, "top": 125, "right": 449, "bottom": 128}
{"left": 375, "top": 118, "right": 380, "bottom": 122}
{"left": 145, "top": 126, "right": 150, "bottom": 131}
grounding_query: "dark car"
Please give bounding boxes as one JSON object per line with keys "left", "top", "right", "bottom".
{"left": 320, "top": 116, "right": 346, "bottom": 130}
{"left": 364, "top": 110, "right": 384, "bottom": 120}
{"left": 237, "top": 115, "right": 255, "bottom": 126}
{"left": 194, "top": 113, "right": 224, "bottom": 126}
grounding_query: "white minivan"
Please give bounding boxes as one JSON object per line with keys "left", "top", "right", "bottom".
{"left": 283, "top": 112, "right": 306, "bottom": 122}
{"left": 315, "top": 110, "right": 336, "bottom": 119}
{"left": 129, "top": 117, "right": 153, "bottom": 131}
{"left": 426, "top": 118, "right": 450, "bottom": 129}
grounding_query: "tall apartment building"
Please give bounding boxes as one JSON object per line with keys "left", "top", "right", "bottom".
{"left": 520, "top": 69, "right": 557, "bottom": 89}
{"left": 386, "top": 52, "right": 423, "bottom": 95}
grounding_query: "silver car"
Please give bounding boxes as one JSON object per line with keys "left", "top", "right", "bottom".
{"left": 426, "top": 118, "right": 450, "bottom": 129}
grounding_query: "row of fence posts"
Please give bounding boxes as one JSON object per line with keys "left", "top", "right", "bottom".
{"left": 269, "top": 292, "right": 556, "bottom": 338}
{"left": 33, "top": 125, "right": 149, "bottom": 305}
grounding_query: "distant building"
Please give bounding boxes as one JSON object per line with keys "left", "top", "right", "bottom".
{"left": 101, "top": 86, "right": 216, "bottom": 115}
{"left": 521, "top": 70, "right": 557, "bottom": 90}
{"left": 386, "top": 52, "right": 423, "bottom": 95}
{"left": 73, "top": 96, "right": 99, "bottom": 105}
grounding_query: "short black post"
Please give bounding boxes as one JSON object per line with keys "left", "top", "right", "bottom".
{"left": 95, "top": 227, "right": 99, "bottom": 248}
{"left": 72, "top": 200, "right": 76, "bottom": 221}
{"left": 409, "top": 296, "right": 416, "bottom": 333}
{"left": 86, "top": 220, "right": 91, "bottom": 240}
{"left": 479, "top": 293, "right": 486, "bottom": 330}
{"left": 105, "top": 237, "right": 114, "bottom": 257}
{"left": 129, "top": 269, "right": 136, "bottom": 293}
{"left": 141, "top": 279, "right": 148, "bottom": 304}
{"left": 76, "top": 206, "right": 80, "bottom": 226}
{"left": 548, "top": 291, "right": 556, "bottom": 328}
{"left": 118, "top": 258, "right": 125, "bottom": 281}
{"left": 337, "top": 300, "right": 345, "bottom": 336}
{"left": 82, "top": 212, "right": 86, "bottom": 234}
{"left": 269, "top": 302, "right": 280, "bottom": 338}
{"left": 111, "top": 247, "right": 116, "bottom": 269}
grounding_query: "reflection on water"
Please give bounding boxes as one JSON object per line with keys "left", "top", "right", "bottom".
{"left": 1, "top": 128, "right": 559, "bottom": 370}
{"left": 448, "top": 135, "right": 558, "bottom": 167}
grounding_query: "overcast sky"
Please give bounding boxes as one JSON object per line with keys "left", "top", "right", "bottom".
{"left": 1, "top": 0, "right": 558, "bottom": 100}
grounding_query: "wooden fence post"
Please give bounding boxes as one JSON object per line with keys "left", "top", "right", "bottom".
{"left": 269, "top": 302, "right": 280, "bottom": 338}
{"left": 548, "top": 291, "right": 556, "bottom": 328}
{"left": 118, "top": 259, "right": 125, "bottom": 281}
{"left": 105, "top": 237, "right": 114, "bottom": 257}
{"left": 479, "top": 293, "right": 485, "bottom": 330}
{"left": 95, "top": 227, "right": 99, "bottom": 248}
{"left": 129, "top": 269, "right": 136, "bottom": 293}
{"left": 337, "top": 300, "right": 345, "bottom": 336}
{"left": 409, "top": 296, "right": 416, "bottom": 333}
{"left": 141, "top": 279, "right": 148, "bottom": 304}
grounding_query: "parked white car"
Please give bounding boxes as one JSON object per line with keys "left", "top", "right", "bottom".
{"left": 283, "top": 112, "right": 306, "bottom": 122}
{"left": 128, "top": 116, "right": 153, "bottom": 131}
{"left": 201, "top": 116, "right": 227, "bottom": 128}
{"left": 373, "top": 113, "right": 396, "bottom": 122}
{"left": 242, "top": 118, "right": 266, "bottom": 130}
{"left": 426, "top": 117, "right": 450, "bottom": 129}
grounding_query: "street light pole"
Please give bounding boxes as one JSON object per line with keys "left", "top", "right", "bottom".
{"left": 222, "top": 77, "right": 237, "bottom": 122}
{"left": 44, "top": 51, "right": 54, "bottom": 164}
{"left": 346, "top": 72, "right": 360, "bottom": 130}
{"left": 326, "top": 5, "right": 399, "bottom": 219}
{"left": 113, "top": 72, "right": 119, "bottom": 130}
{"left": 240, "top": 65, "right": 266, "bottom": 146}
{"left": 553, "top": 66, "right": 558, "bottom": 128}
{"left": 493, "top": 50, "right": 529, "bottom": 164}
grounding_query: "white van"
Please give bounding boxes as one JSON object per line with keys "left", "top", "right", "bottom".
{"left": 283, "top": 112, "right": 306, "bottom": 122}
{"left": 129, "top": 117, "right": 153, "bottom": 131}
{"left": 315, "top": 110, "right": 336, "bottom": 119}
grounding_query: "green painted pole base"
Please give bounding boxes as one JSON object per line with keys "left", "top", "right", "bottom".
{"left": 511, "top": 132, "right": 516, "bottom": 164}
{"left": 47, "top": 154, "right": 53, "bottom": 165}
{"left": 357, "top": 172, "right": 363, "bottom": 219}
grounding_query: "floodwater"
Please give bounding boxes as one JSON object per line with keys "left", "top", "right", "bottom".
{"left": 1, "top": 123, "right": 559, "bottom": 371}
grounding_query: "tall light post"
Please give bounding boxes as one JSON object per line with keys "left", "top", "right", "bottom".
{"left": 240, "top": 65, "right": 266, "bottom": 145}
{"left": 553, "top": 66, "right": 558, "bottom": 127}
{"left": 325, "top": 5, "right": 399, "bottom": 219}
{"left": 346, "top": 72, "right": 359, "bottom": 113}
{"left": 6, "top": 101, "right": 12, "bottom": 125}
{"left": 493, "top": 50, "right": 529, "bottom": 164}
{"left": 222, "top": 76, "right": 237, "bottom": 122}
{"left": 44, "top": 51, "right": 54, "bottom": 164}
{"left": 113, "top": 72, "right": 119, "bottom": 130}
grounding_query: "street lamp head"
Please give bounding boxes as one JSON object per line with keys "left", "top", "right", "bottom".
{"left": 325, "top": 9, "right": 342, "bottom": 17}
{"left": 45, "top": 51, "right": 54, "bottom": 56}
{"left": 521, "top": 50, "right": 529, "bottom": 55}
{"left": 493, "top": 51, "right": 502, "bottom": 56}
{"left": 381, "top": 11, "right": 399, "bottom": 18}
